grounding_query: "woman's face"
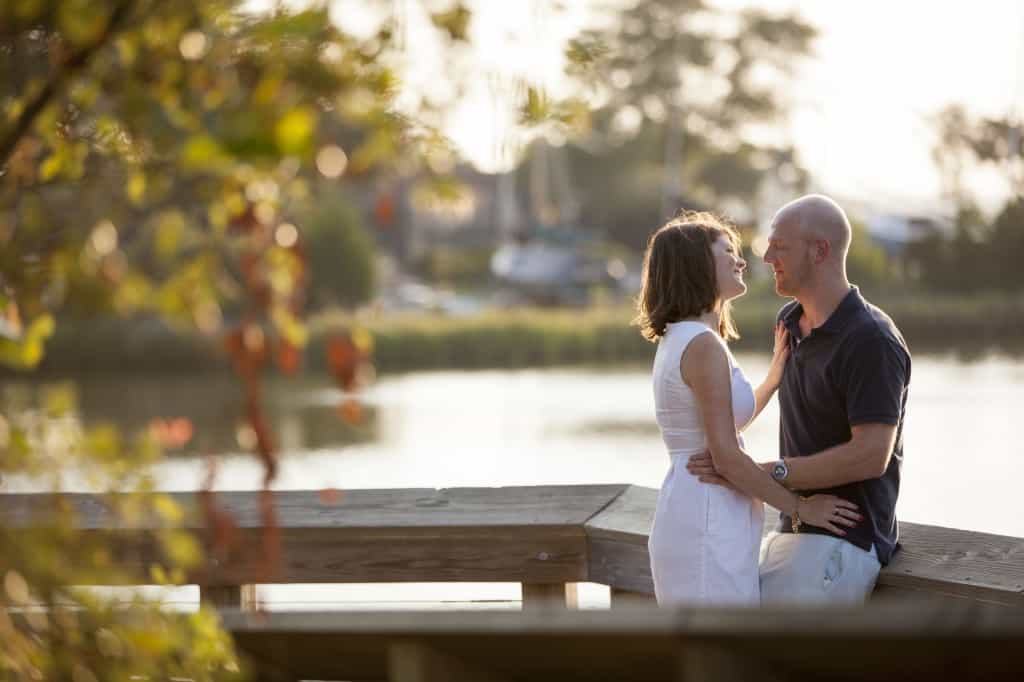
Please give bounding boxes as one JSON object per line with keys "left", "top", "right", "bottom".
{"left": 712, "top": 234, "right": 747, "bottom": 301}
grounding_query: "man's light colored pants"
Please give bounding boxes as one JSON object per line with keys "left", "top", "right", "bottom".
{"left": 759, "top": 532, "right": 881, "bottom": 605}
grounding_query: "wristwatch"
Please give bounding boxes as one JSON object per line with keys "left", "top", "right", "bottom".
{"left": 770, "top": 459, "right": 789, "bottom": 482}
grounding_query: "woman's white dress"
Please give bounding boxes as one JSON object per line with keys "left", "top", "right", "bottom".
{"left": 648, "top": 321, "right": 764, "bottom": 606}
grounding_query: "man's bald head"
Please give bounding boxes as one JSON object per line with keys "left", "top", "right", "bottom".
{"left": 772, "top": 194, "right": 852, "bottom": 262}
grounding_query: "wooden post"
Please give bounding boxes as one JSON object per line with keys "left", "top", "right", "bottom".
{"left": 610, "top": 586, "right": 657, "bottom": 607}
{"left": 199, "top": 584, "right": 257, "bottom": 610}
{"left": 521, "top": 582, "right": 578, "bottom": 610}
{"left": 389, "top": 641, "right": 508, "bottom": 682}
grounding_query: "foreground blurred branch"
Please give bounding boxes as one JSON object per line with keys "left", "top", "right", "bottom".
{"left": 0, "top": 1, "right": 137, "bottom": 168}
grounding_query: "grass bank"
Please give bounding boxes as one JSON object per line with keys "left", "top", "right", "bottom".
{"left": 27, "top": 291, "right": 1024, "bottom": 377}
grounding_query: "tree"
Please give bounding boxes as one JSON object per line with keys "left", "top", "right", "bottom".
{"left": 921, "top": 106, "right": 1024, "bottom": 291}
{"left": 559, "top": 0, "right": 814, "bottom": 248}
{"left": 303, "top": 194, "right": 377, "bottom": 309}
{"left": 932, "top": 104, "right": 1024, "bottom": 202}
{"left": 989, "top": 197, "right": 1024, "bottom": 290}
{"left": 0, "top": 1, "right": 468, "bottom": 678}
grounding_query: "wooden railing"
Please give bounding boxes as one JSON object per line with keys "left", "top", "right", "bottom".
{"left": 5, "top": 484, "right": 1024, "bottom": 680}
{"left": 3, "top": 483, "right": 1023, "bottom": 608}
{"left": 221, "top": 604, "right": 1024, "bottom": 681}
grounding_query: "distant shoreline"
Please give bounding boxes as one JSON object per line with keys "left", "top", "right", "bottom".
{"left": 19, "top": 292, "right": 1024, "bottom": 377}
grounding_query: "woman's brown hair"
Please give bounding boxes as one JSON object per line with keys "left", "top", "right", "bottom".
{"left": 634, "top": 211, "right": 741, "bottom": 342}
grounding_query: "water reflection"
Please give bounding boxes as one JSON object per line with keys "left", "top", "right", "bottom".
{"left": 0, "top": 375, "right": 379, "bottom": 458}
{"left": 4, "top": 351, "right": 1024, "bottom": 539}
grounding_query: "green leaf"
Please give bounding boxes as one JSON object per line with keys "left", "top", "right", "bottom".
{"left": 274, "top": 107, "right": 316, "bottom": 156}
{"left": 0, "top": 313, "right": 57, "bottom": 369}
{"left": 520, "top": 86, "right": 550, "bottom": 126}
{"left": 87, "top": 424, "right": 121, "bottom": 460}
{"left": 153, "top": 495, "right": 183, "bottom": 524}
{"left": 127, "top": 171, "right": 146, "bottom": 203}
{"left": 43, "top": 384, "right": 77, "bottom": 418}
{"left": 39, "top": 153, "right": 63, "bottom": 181}
{"left": 58, "top": 0, "right": 107, "bottom": 46}
{"left": 155, "top": 210, "right": 186, "bottom": 260}
{"left": 158, "top": 530, "right": 201, "bottom": 568}
{"left": 181, "top": 135, "right": 226, "bottom": 170}
{"left": 430, "top": 4, "right": 471, "bottom": 41}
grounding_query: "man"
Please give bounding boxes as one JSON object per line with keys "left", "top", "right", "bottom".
{"left": 687, "top": 194, "right": 911, "bottom": 604}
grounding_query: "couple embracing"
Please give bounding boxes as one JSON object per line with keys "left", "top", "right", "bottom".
{"left": 638, "top": 194, "right": 911, "bottom": 606}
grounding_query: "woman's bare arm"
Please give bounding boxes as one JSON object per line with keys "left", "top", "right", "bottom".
{"left": 682, "top": 332, "right": 798, "bottom": 515}
{"left": 743, "top": 322, "right": 789, "bottom": 431}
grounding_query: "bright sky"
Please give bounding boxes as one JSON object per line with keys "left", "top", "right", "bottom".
{"left": 329, "top": 0, "right": 1024, "bottom": 214}
{"left": 746, "top": 0, "right": 1024, "bottom": 213}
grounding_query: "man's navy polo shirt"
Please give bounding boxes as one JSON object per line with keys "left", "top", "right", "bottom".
{"left": 776, "top": 287, "right": 911, "bottom": 565}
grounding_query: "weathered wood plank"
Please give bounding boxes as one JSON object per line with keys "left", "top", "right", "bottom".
{"left": 588, "top": 535, "right": 653, "bottom": 594}
{"left": 389, "top": 641, "right": 509, "bottom": 682}
{"left": 225, "top": 605, "right": 1024, "bottom": 682}
{"left": 0, "top": 485, "right": 628, "bottom": 530}
{"left": 254, "top": 525, "right": 590, "bottom": 584}
{"left": 5, "top": 485, "right": 1024, "bottom": 608}
{"left": 878, "top": 521, "right": 1024, "bottom": 606}
{"left": 583, "top": 484, "right": 657, "bottom": 542}
{"left": 31, "top": 525, "right": 589, "bottom": 586}
{"left": 585, "top": 485, "right": 1024, "bottom": 606}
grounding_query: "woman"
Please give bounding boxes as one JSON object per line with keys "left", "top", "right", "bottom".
{"left": 636, "top": 212, "right": 860, "bottom": 606}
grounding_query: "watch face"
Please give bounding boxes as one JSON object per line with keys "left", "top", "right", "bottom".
{"left": 772, "top": 462, "right": 787, "bottom": 480}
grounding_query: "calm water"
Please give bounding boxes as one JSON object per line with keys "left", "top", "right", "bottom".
{"left": 4, "top": 353, "right": 1020, "bottom": 607}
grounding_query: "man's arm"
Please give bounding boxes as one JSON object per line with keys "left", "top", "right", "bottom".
{"left": 688, "top": 422, "right": 896, "bottom": 491}
{"left": 690, "top": 326, "right": 908, "bottom": 491}
{"left": 764, "top": 423, "right": 897, "bottom": 490}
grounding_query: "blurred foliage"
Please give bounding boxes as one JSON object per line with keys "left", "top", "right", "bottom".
{"left": 555, "top": 0, "right": 815, "bottom": 248}
{"left": 12, "top": 289, "right": 1024, "bottom": 380}
{"left": 915, "top": 106, "right": 1024, "bottom": 292}
{"left": 845, "top": 219, "right": 889, "bottom": 289}
{"left": 413, "top": 246, "right": 495, "bottom": 287}
{"left": 0, "top": 385, "right": 242, "bottom": 681}
{"left": 0, "top": 0, "right": 466, "bottom": 678}
{"left": 302, "top": 195, "right": 376, "bottom": 309}
{"left": 908, "top": 198, "right": 1024, "bottom": 293}
{"left": 932, "top": 104, "right": 1024, "bottom": 203}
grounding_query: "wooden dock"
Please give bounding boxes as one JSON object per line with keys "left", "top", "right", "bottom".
{"left": 3, "top": 483, "right": 1024, "bottom": 680}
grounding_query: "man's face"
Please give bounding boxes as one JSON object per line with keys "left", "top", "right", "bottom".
{"left": 763, "top": 219, "right": 813, "bottom": 297}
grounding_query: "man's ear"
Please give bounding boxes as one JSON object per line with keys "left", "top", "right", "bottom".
{"left": 812, "top": 239, "right": 831, "bottom": 264}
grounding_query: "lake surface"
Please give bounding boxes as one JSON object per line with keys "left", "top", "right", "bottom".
{"left": 4, "top": 352, "right": 1020, "bottom": 608}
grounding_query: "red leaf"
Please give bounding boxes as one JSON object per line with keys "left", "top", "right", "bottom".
{"left": 277, "top": 342, "right": 301, "bottom": 375}
{"left": 318, "top": 488, "right": 343, "bottom": 505}
{"left": 337, "top": 399, "right": 364, "bottom": 425}
{"left": 327, "top": 335, "right": 360, "bottom": 391}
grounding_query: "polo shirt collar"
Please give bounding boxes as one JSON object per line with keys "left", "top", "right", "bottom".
{"left": 781, "top": 286, "right": 864, "bottom": 338}
{"left": 818, "top": 286, "right": 864, "bottom": 335}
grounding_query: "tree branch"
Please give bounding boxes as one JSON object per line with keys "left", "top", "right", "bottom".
{"left": 0, "top": 0, "right": 137, "bottom": 169}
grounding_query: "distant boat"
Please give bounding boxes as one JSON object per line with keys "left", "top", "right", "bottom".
{"left": 490, "top": 231, "right": 629, "bottom": 306}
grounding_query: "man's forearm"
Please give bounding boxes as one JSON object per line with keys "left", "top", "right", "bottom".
{"left": 777, "top": 439, "right": 881, "bottom": 490}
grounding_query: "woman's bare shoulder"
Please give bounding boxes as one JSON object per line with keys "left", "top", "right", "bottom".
{"left": 680, "top": 329, "right": 729, "bottom": 384}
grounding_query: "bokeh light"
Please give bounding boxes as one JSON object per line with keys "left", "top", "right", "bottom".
{"left": 316, "top": 145, "right": 348, "bottom": 178}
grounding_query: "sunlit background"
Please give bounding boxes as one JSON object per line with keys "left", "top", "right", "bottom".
{"left": 3, "top": 0, "right": 1024, "bottom": 615}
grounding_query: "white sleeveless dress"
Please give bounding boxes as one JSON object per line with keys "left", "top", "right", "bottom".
{"left": 648, "top": 321, "right": 764, "bottom": 605}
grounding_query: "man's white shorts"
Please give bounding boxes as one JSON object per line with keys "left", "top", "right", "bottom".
{"left": 759, "top": 532, "right": 881, "bottom": 605}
